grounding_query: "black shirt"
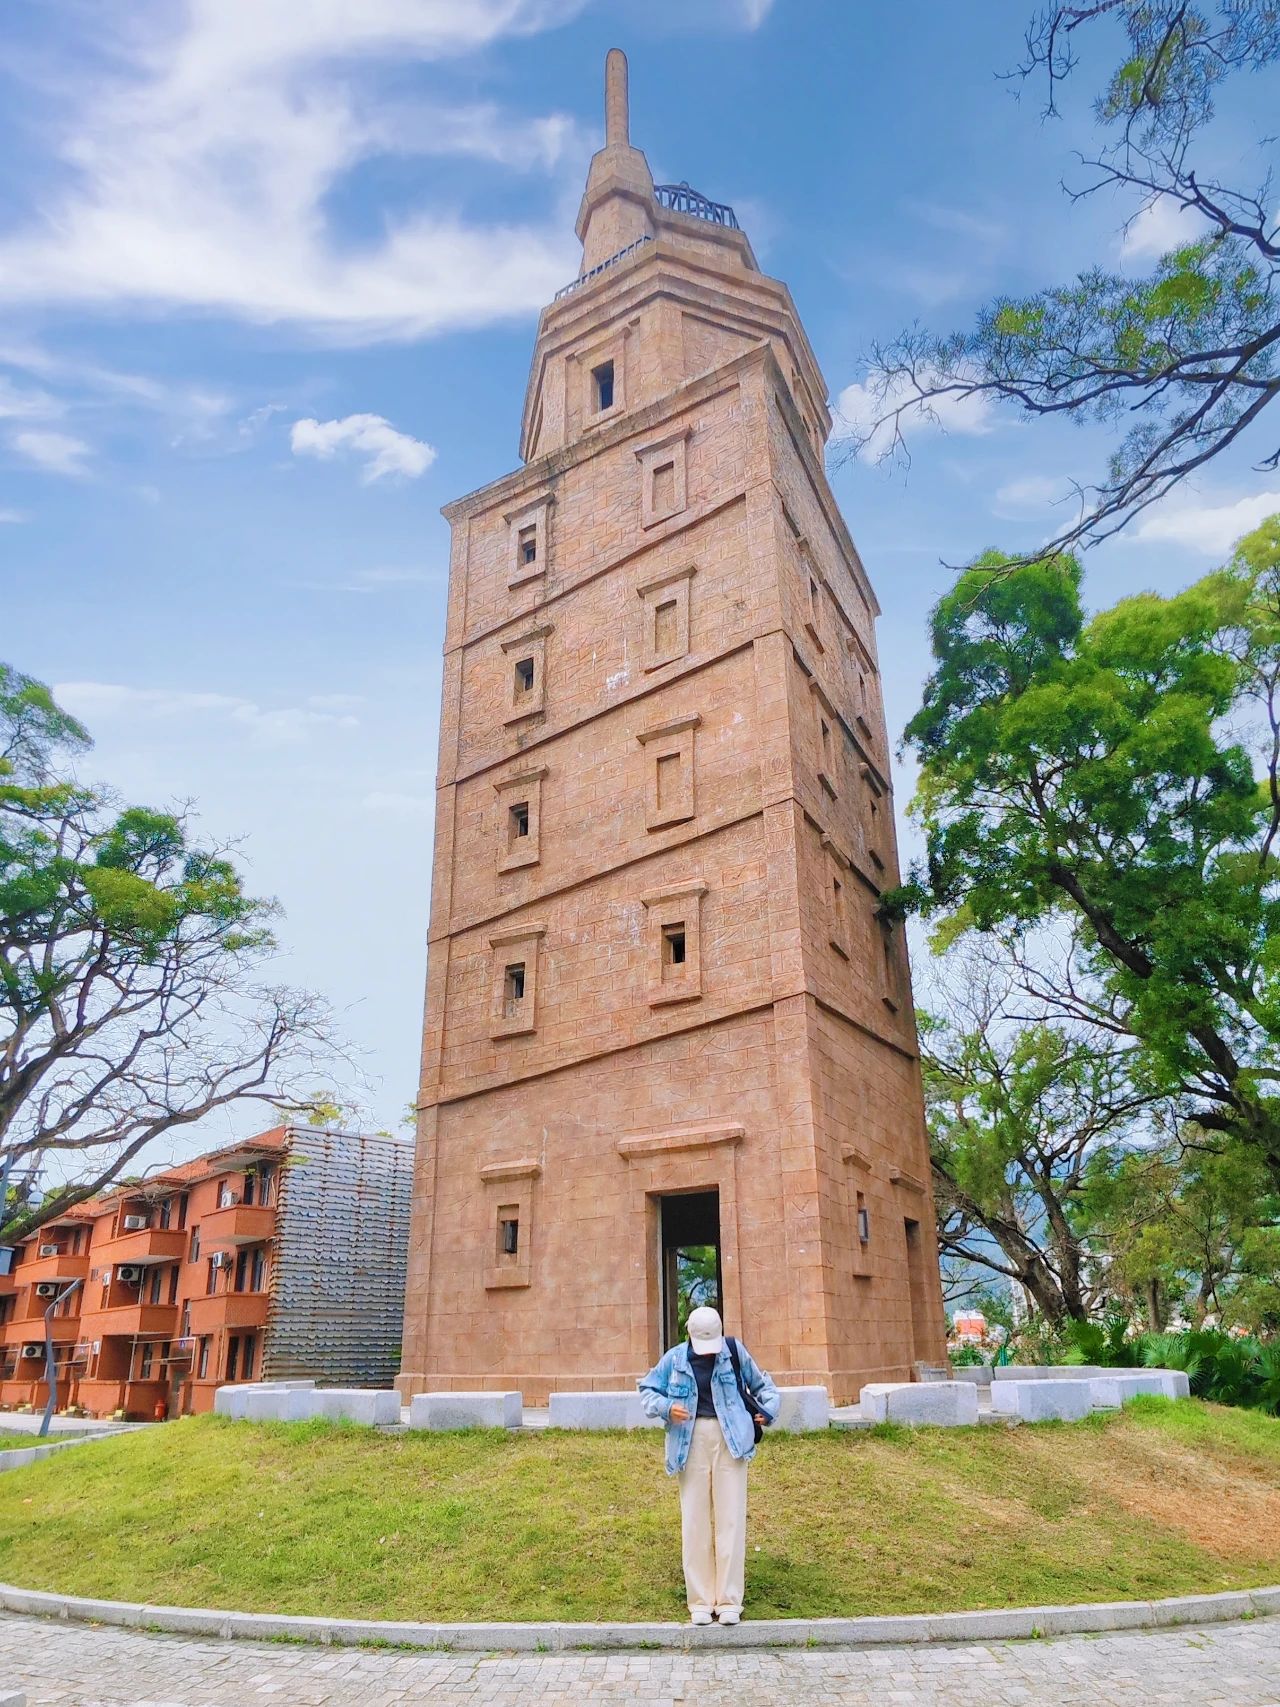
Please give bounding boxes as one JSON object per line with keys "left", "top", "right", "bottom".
{"left": 690, "top": 1349, "right": 718, "bottom": 1418}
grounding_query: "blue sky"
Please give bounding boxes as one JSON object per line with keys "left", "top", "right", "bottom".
{"left": 4, "top": 1, "right": 1279, "bottom": 1150}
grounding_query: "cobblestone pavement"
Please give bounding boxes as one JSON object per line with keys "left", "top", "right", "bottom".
{"left": 2, "top": 1613, "right": 1280, "bottom": 1706}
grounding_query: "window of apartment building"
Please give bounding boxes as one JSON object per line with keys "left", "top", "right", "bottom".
{"left": 177, "top": 1192, "right": 189, "bottom": 1229}
{"left": 168, "top": 1265, "right": 179, "bottom": 1305}
{"left": 234, "top": 1249, "right": 249, "bottom": 1292}
{"left": 501, "top": 624, "right": 552, "bottom": 724}
{"left": 197, "top": 1337, "right": 211, "bottom": 1380}
{"left": 242, "top": 1334, "right": 256, "bottom": 1381}
{"left": 181, "top": 1303, "right": 191, "bottom": 1339}
{"left": 147, "top": 1266, "right": 163, "bottom": 1305}
{"left": 592, "top": 359, "right": 615, "bottom": 413}
{"left": 157, "top": 1195, "right": 173, "bottom": 1230}
{"left": 637, "top": 713, "right": 700, "bottom": 830}
{"left": 257, "top": 1167, "right": 273, "bottom": 1208}
{"left": 637, "top": 564, "right": 695, "bottom": 671}
{"left": 637, "top": 428, "right": 690, "bottom": 529}
{"left": 188, "top": 1226, "right": 201, "bottom": 1264}
{"left": 494, "top": 765, "right": 547, "bottom": 873}
{"left": 640, "top": 879, "right": 707, "bottom": 1007}
{"left": 489, "top": 923, "right": 545, "bottom": 1039}
{"left": 138, "top": 1342, "right": 154, "bottom": 1381}
{"left": 226, "top": 1336, "right": 240, "bottom": 1382}
{"left": 504, "top": 494, "right": 553, "bottom": 589}
{"left": 205, "top": 1257, "right": 219, "bottom": 1296}
{"left": 251, "top": 1246, "right": 266, "bottom": 1292}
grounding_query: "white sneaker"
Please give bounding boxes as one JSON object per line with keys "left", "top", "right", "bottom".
{"left": 716, "top": 1609, "right": 741, "bottom": 1626}
{"left": 690, "top": 1610, "right": 713, "bottom": 1626}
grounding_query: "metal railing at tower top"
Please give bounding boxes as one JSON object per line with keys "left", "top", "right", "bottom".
{"left": 554, "top": 234, "right": 653, "bottom": 301}
{"left": 654, "top": 182, "right": 740, "bottom": 229}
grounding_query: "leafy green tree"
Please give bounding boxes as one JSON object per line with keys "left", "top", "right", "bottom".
{"left": 923, "top": 948, "right": 1161, "bottom": 1323}
{"left": 899, "top": 516, "right": 1280, "bottom": 1181}
{"left": 1, "top": 662, "right": 339, "bottom": 1245}
{"left": 854, "top": 3, "right": 1280, "bottom": 553}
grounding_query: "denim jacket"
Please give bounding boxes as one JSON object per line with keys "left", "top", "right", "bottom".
{"left": 638, "top": 1339, "right": 781, "bottom": 1475}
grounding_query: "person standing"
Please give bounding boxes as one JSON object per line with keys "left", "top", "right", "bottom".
{"left": 638, "top": 1306, "right": 780, "bottom": 1625}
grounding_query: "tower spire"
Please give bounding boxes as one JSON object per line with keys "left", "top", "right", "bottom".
{"left": 605, "top": 47, "right": 629, "bottom": 146}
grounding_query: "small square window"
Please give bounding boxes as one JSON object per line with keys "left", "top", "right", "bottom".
{"left": 857, "top": 1192, "right": 870, "bottom": 1244}
{"left": 518, "top": 526, "right": 537, "bottom": 566}
{"left": 501, "top": 1215, "right": 519, "bottom": 1256}
{"left": 503, "top": 963, "right": 526, "bottom": 1015}
{"left": 509, "top": 801, "right": 530, "bottom": 843}
{"left": 514, "top": 656, "right": 535, "bottom": 697}
{"left": 662, "top": 923, "right": 687, "bottom": 968}
{"left": 592, "top": 359, "right": 615, "bottom": 412}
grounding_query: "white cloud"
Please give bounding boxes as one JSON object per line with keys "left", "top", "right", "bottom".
{"left": 11, "top": 429, "right": 94, "bottom": 477}
{"left": 54, "top": 681, "right": 360, "bottom": 748}
{"left": 1129, "top": 487, "right": 1280, "bottom": 557}
{"left": 1120, "top": 196, "right": 1207, "bottom": 261}
{"left": 738, "top": 0, "right": 776, "bottom": 24}
{"left": 834, "top": 369, "right": 996, "bottom": 463}
{"left": 0, "top": 3, "right": 586, "bottom": 341}
{"left": 291, "top": 414, "right": 436, "bottom": 483}
{"left": 993, "top": 474, "right": 1078, "bottom": 519}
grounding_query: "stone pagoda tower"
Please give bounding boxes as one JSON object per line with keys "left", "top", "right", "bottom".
{"left": 397, "top": 52, "right": 946, "bottom": 1405}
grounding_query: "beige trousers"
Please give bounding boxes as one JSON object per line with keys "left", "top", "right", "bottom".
{"left": 678, "top": 1417, "right": 749, "bottom": 1614}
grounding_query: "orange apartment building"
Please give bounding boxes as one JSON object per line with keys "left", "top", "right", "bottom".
{"left": 0, "top": 1124, "right": 412, "bottom": 1419}
{"left": 397, "top": 53, "right": 947, "bottom": 1408}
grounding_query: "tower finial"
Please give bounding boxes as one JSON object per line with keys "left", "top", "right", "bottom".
{"left": 605, "top": 48, "right": 628, "bottom": 147}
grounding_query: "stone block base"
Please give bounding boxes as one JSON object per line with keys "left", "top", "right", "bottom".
{"left": 1089, "top": 1372, "right": 1170, "bottom": 1409}
{"left": 949, "top": 1366, "right": 993, "bottom": 1387}
{"left": 215, "top": 1384, "right": 398, "bottom": 1425}
{"left": 408, "top": 1392, "right": 523, "bottom": 1430}
{"left": 992, "top": 1365, "right": 1103, "bottom": 1383}
{"left": 770, "top": 1386, "right": 830, "bottom": 1431}
{"left": 547, "top": 1393, "right": 660, "bottom": 1429}
{"left": 990, "top": 1379, "right": 1095, "bottom": 1423}
{"left": 859, "top": 1381, "right": 980, "bottom": 1426}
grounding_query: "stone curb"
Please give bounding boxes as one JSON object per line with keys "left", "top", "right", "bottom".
{"left": 0, "top": 1433, "right": 115, "bottom": 1475}
{"left": 1, "top": 1579, "right": 1276, "bottom": 1652}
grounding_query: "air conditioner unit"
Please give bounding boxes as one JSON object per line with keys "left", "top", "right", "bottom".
{"left": 35, "top": 1282, "right": 58, "bottom": 1298}
{"left": 117, "top": 1264, "right": 144, "bottom": 1285}
{"left": 21, "top": 1344, "right": 43, "bottom": 1360}
{"left": 122, "top": 1215, "right": 147, "bottom": 1232}
{"left": 210, "top": 1251, "right": 232, "bottom": 1269}
{"left": 38, "top": 1243, "right": 59, "bottom": 1258}
{"left": 218, "top": 1190, "right": 240, "bottom": 1209}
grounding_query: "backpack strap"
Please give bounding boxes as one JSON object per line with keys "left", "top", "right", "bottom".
{"left": 726, "top": 1336, "right": 755, "bottom": 1405}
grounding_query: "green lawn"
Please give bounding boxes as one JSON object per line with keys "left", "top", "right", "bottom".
{"left": 0, "top": 1400, "right": 1277, "bottom": 1623}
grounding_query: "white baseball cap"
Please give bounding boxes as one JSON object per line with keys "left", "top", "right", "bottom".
{"left": 687, "top": 1306, "right": 724, "bottom": 1355}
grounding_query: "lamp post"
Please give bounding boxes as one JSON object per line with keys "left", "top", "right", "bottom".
{"left": 39, "top": 1277, "right": 82, "bottom": 1438}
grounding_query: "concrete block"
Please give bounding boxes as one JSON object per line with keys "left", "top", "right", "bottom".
{"left": 307, "top": 1388, "right": 400, "bottom": 1425}
{"left": 859, "top": 1381, "right": 980, "bottom": 1426}
{"left": 992, "top": 1364, "right": 1103, "bottom": 1382}
{"left": 548, "top": 1391, "right": 660, "bottom": 1429}
{"left": 237, "top": 1388, "right": 289, "bottom": 1422}
{"left": 1089, "top": 1371, "right": 1169, "bottom": 1409}
{"left": 989, "top": 1379, "right": 1095, "bottom": 1423}
{"left": 948, "top": 1365, "right": 993, "bottom": 1387}
{"left": 0, "top": 1692, "right": 26, "bottom": 1707}
{"left": 770, "top": 1386, "right": 830, "bottom": 1432}
{"left": 1149, "top": 1367, "right": 1191, "bottom": 1400}
{"left": 408, "top": 1391, "right": 522, "bottom": 1430}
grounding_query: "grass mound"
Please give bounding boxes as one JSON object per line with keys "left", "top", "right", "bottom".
{"left": 0, "top": 1400, "right": 1277, "bottom": 1623}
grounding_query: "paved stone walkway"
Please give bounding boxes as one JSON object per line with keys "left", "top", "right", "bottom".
{"left": 2, "top": 1612, "right": 1279, "bottom": 1705}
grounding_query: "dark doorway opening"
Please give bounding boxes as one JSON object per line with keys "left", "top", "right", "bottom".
{"left": 659, "top": 1190, "right": 721, "bottom": 1350}
{"left": 904, "top": 1217, "right": 930, "bottom": 1364}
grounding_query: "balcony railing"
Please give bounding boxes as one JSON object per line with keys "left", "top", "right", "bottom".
{"left": 199, "top": 1202, "right": 275, "bottom": 1247}
{"left": 185, "top": 1290, "right": 270, "bottom": 1335}
{"left": 654, "top": 182, "right": 739, "bottom": 229}
{"left": 554, "top": 234, "right": 652, "bottom": 301}
{"left": 85, "top": 1301, "right": 179, "bottom": 1338}
{"left": 95, "top": 1226, "right": 188, "bottom": 1267}
{"left": 19, "top": 1250, "right": 90, "bottom": 1289}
